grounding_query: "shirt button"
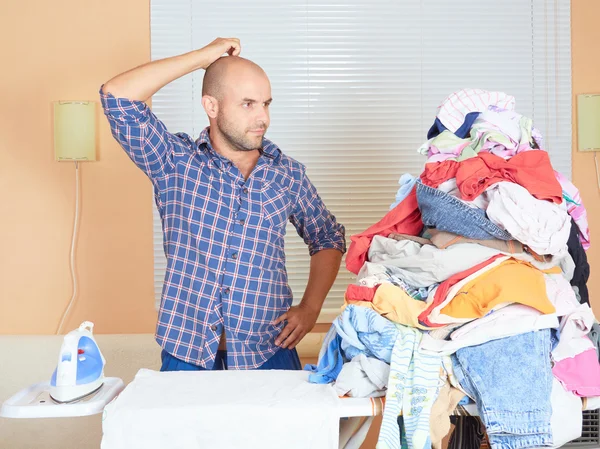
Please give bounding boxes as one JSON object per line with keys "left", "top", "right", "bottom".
{"left": 231, "top": 253, "right": 238, "bottom": 260}
{"left": 224, "top": 287, "right": 230, "bottom": 295}
{"left": 239, "top": 219, "right": 245, "bottom": 226}
{"left": 210, "top": 325, "right": 217, "bottom": 331}
{"left": 242, "top": 187, "right": 249, "bottom": 194}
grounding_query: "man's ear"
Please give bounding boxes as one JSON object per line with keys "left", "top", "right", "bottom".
{"left": 202, "top": 95, "right": 218, "bottom": 119}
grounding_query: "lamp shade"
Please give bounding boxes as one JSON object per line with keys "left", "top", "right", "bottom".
{"left": 53, "top": 101, "right": 97, "bottom": 161}
{"left": 577, "top": 94, "right": 600, "bottom": 152}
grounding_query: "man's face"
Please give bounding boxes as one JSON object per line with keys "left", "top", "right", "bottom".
{"left": 215, "top": 72, "right": 272, "bottom": 152}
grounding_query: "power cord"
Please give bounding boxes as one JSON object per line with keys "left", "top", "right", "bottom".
{"left": 56, "top": 161, "right": 81, "bottom": 334}
{"left": 595, "top": 152, "right": 600, "bottom": 190}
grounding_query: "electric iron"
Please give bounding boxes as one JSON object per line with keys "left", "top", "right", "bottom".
{"left": 49, "top": 321, "right": 106, "bottom": 403}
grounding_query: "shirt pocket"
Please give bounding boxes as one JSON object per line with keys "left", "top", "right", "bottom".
{"left": 261, "top": 181, "right": 292, "bottom": 232}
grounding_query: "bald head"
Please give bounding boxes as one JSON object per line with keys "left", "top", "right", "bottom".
{"left": 202, "top": 56, "right": 267, "bottom": 100}
{"left": 201, "top": 56, "right": 272, "bottom": 153}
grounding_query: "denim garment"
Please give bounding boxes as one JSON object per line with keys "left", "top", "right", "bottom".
{"left": 416, "top": 180, "right": 512, "bottom": 241}
{"left": 160, "top": 347, "right": 302, "bottom": 371}
{"left": 451, "top": 330, "right": 553, "bottom": 449}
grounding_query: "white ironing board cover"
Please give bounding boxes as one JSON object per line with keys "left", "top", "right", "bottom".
{"left": 100, "top": 368, "right": 600, "bottom": 449}
{"left": 101, "top": 369, "right": 341, "bottom": 449}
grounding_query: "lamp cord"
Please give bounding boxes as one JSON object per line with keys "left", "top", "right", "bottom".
{"left": 595, "top": 152, "right": 600, "bottom": 191}
{"left": 56, "top": 161, "right": 80, "bottom": 334}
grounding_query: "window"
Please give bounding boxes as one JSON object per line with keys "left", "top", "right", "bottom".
{"left": 150, "top": 0, "right": 572, "bottom": 322}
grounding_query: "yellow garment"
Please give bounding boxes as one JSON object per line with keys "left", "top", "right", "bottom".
{"left": 430, "top": 381, "right": 466, "bottom": 449}
{"left": 440, "top": 259, "right": 556, "bottom": 319}
{"left": 344, "top": 283, "right": 432, "bottom": 330}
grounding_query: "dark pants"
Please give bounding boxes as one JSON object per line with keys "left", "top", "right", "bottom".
{"left": 160, "top": 348, "right": 302, "bottom": 371}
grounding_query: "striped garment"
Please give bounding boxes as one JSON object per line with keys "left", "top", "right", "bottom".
{"left": 435, "top": 89, "right": 515, "bottom": 133}
{"left": 378, "top": 325, "right": 443, "bottom": 449}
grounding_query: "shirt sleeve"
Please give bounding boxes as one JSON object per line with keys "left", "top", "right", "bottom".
{"left": 290, "top": 171, "right": 347, "bottom": 256}
{"left": 99, "top": 86, "right": 177, "bottom": 181}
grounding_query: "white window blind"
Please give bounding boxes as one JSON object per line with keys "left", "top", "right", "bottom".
{"left": 150, "top": 0, "right": 572, "bottom": 321}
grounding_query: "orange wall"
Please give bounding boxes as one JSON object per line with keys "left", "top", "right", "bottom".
{"left": 0, "top": 0, "right": 157, "bottom": 334}
{"left": 1, "top": 0, "right": 599, "bottom": 336}
{"left": 572, "top": 0, "right": 600, "bottom": 313}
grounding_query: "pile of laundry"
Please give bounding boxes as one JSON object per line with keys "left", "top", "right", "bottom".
{"left": 306, "top": 89, "right": 600, "bottom": 449}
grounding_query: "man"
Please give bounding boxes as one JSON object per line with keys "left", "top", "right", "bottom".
{"left": 100, "top": 38, "right": 346, "bottom": 371}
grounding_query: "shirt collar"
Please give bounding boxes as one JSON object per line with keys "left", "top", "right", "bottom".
{"left": 195, "top": 127, "right": 281, "bottom": 163}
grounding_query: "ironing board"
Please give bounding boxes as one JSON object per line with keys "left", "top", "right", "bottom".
{"left": 100, "top": 369, "right": 384, "bottom": 449}
{"left": 0, "top": 377, "right": 124, "bottom": 419}
{"left": 99, "top": 369, "right": 600, "bottom": 449}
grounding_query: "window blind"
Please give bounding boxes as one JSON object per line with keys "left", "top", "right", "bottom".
{"left": 150, "top": 0, "right": 572, "bottom": 322}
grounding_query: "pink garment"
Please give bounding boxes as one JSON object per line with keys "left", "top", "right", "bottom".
{"left": 555, "top": 171, "right": 591, "bottom": 250}
{"left": 426, "top": 141, "right": 473, "bottom": 161}
{"left": 427, "top": 148, "right": 466, "bottom": 163}
{"left": 553, "top": 347, "right": 600, "bottom": 397}
{"left": 345, "top": 284, "right": 378, "bottom": 302}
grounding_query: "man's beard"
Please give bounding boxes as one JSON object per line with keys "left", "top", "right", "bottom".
{"left": 217, "top": 115, "right": 265, "bottom": 152}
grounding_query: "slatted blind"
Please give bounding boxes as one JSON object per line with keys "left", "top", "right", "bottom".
{"left": 150, "top": 0, "right": 572, "bottom": 322}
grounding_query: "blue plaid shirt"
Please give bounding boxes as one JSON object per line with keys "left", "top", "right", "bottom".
{"left": 100, "top": 88, "right": 346, "bottom": 369}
